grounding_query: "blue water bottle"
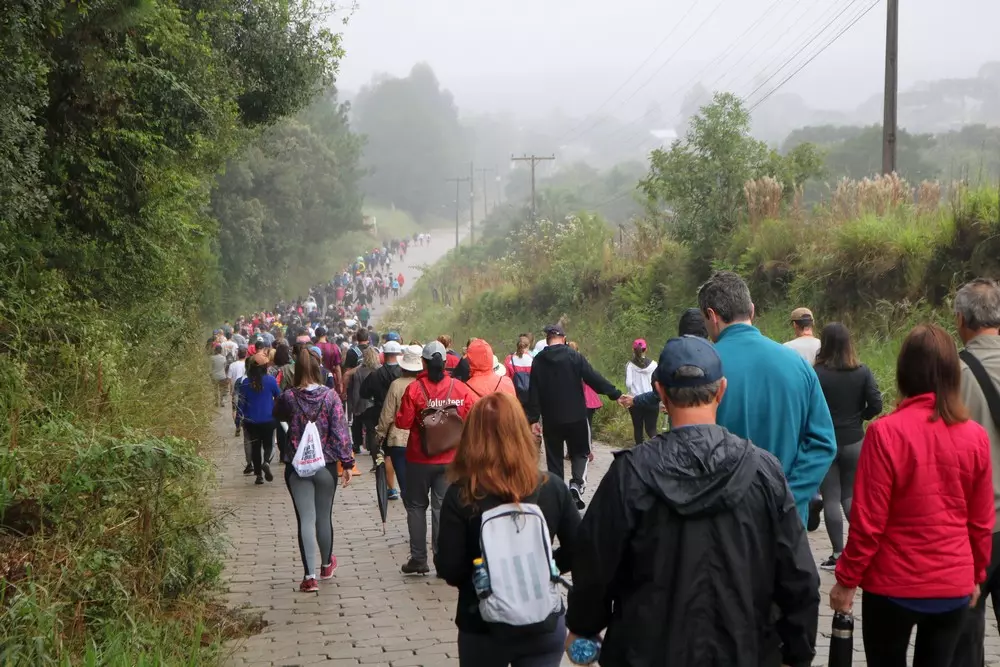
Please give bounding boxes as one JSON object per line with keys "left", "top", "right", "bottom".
{"left": 472, "top": 558, "right": 491, "bottom": 600}
{"left": 568, "top": 637, "right": 601, "bottom": 665}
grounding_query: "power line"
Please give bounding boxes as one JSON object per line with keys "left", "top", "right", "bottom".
{"left": 593, "top": 0, "right": 804, "bottom": 150}
{"left": 748, "top": 0, "right": 882, "bottom": 112}
{"left": 741, "top": 0, "right": 867, "bottom": 106}
{"left": 556, "top": 0, "right": 700, "bottom": 143}
{"left": 562, "top": 0, "right": 729, "bottom": 145}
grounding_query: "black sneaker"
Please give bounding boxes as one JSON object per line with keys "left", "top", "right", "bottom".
{"left": 262, "top": 463, "right": 273, "bottom": 482}
{"left": 569, "top": 484, "right": 586, "bottom": 511}
{"left": 401, "top": 559, "right": 430, "bottom": 575}
{"left": 254, "top": 476, "right": 264, "bottom": 485}
{"left": 243, "top": 464, "right": 253, "bottom": 476}
{"left": 819, "top": 555, "right": 838, "bottom": 572}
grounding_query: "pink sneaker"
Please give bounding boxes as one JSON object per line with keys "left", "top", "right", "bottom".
{"left": 320, "top": 556, "right": 338, "bottom": 580}
{"left": 299, "top": 577, "right": 319, "bottom": 592}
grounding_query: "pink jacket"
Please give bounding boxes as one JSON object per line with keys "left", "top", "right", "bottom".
{"left": 582, "top": 382, "right": 603, "bottom": 410}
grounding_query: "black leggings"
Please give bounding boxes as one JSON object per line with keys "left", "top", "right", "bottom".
{"left": 243, "top": 421, "right": 275, "bottom": 476}
{"left": 630, "top": 407, "right": 658, "bottom": 445}
{"left": 862, "top": 591, "right": 967, "bottom": 667}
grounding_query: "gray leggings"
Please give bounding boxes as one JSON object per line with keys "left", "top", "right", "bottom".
{"left": 820, "top": 440, "right": 863, "bottom": 555}
{"left": 285, "top": 464, "right": 338, "bottom": 577}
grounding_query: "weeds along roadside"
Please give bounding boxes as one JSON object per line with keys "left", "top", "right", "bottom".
{"left": 381, "top": 179, "right": 1000, "bottom": 446}
{"left": 0, "top": 282, "right": 247, "bottom": 664}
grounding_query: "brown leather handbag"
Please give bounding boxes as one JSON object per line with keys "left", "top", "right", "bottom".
{"left": 417, "top": 379, "right": 464, "bottom": 457}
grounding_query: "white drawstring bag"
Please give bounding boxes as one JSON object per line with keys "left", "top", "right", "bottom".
{"left": 291, "top": 394, "right": 326, "bottom": 477}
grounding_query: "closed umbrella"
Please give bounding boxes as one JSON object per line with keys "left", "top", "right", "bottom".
{"left": 374, "top": 444, "right": 388, "bottom": 534}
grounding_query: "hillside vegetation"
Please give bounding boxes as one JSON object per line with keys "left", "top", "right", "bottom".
{"left": 384, "top": 96, "right": 1000, "bottom": 444}
{"left": 1, "top": 1, "right": 358, "bottom": 663}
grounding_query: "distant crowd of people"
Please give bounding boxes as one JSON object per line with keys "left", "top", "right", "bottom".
{"left": 209, "top": 264, "right": 1000, "bottom": 667}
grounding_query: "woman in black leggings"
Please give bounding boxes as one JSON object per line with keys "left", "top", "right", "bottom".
{"left": 812, "top": 323, "right": 882, "bottom": 570}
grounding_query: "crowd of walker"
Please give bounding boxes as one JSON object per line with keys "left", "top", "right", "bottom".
{"left": 209, "top": 256, "right": 1000, "bottom": 667}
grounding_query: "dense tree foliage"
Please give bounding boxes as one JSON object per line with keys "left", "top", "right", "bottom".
{"left": 352, "top": 63, "right": 468, "bottom": 219}
{"left": 0, "top": 2, "right": 357, "bottom": 660}
{"left": 213, "top": 91, "right": 364, "bottom": 313}
{"left": 639, "top": 93, "right": 823, "bottom": 269}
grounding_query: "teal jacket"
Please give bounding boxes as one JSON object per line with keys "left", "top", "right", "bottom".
{"left": 714, "top": 324, "right": 836, "bottom": 523}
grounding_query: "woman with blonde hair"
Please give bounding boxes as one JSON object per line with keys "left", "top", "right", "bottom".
{"left": 436, "top": 392, "right": 580, "bottom": 666}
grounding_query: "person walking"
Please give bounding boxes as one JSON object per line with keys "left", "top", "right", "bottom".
{"left": 436, "top": 393, "right": 580, "bottom": 667}
{"left": 504, "top": 334, "right": 534, "bottom": 408}
{"left": 239, "top": 352, "right": 281, "bottom": 485}
{"left": 395, "top": 341, "right": 478, "bottom": 575}
{"left": 812, "top": 322, "right": 883, "bottom": 571}
{"left": 464, "top": 339, "right": 516, "bottom": 399}
{"left": 228, "top": 347, "right": 248, "bottom": 437}
{"left": 209, "top": 344, "right": 228, "bottom": 407}
{"left": 698, "top": 271, "right": 836, "bottom": 523}
{"left": 273, "top": 347, "right": 355, "bottom": 593}
{"left": 375, "top": 345, "right": 422, "bottom": 500}
{"left": 314, "top": 326, "right": 343, "bottom": 395}
{"left": 830, "top": 324, "right": 994, "bottom": 667}
{"left": 568, "top": 342, "right": 603, "bottom": 438}
{"left": 526, "top": 325, "right": 625, "bottom": 511}
{"left": 625, "top": 339, "right": 659, "bottom": 445}
{"left": 624, "top": 308, "right": 709, "bottom": 412}
{"left": 361, "top": 339, "right": 404, "bottom": 445}
{"left": 952, "top": 278, "right": 1000, "bottom": 667}
{"left": 784, "top": 307, "right": 822, "bottom": 365}
{"left": 566, "top": 336, "right": 819, "bottom": 667}
{"left": 345, "top": 346, "right": 379, "bottom": 467}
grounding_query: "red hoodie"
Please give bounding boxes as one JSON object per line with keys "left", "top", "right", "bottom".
{"left": 835, "top": 393, "right": 994, "bottom": 598}
{"left": 396, "top": 372, "right": 478, "bottom": 464}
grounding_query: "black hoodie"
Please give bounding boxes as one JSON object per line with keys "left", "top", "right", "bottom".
{"left": 526, "top": 343, "right": 621, "bottom": 425}
{"left": 566, "top": 424, "right": 819, "bottom": 667}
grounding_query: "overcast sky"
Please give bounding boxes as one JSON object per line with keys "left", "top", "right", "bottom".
{"left": 336, "top": 0, "right": 999, "bottom": 119}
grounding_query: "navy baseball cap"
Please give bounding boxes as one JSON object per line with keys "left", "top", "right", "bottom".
{"left": 543, "top": 324, "right": 565, "bottom": 337}
{"left": 655, "top": 336, "right": 723, "bottom": 388}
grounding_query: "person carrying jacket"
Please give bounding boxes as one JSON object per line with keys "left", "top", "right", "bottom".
{"left": 698, "top": 271, "right": 836, "bottom": 524}
{"left": 565, "top": 336, "right": 820, "bottom": 667}
{"left": 395, "top": 341, "right": 479, "bottom": 575}
{"left": 526, "top": 324, "right": 624, "bottom": 511}
{"left": 464, "top": 338, "right": 516, "bottom": 399}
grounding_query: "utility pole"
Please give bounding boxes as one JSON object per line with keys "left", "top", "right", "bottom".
{"left": 881, "top": 0, "right": 899, "bottom": 174}
{"left": 446, "top": 176, "right": 471, "bottom": 249}
{"left": 495, "top": 163, "right": 501, "bottom": 213}
{"left": 477, "top": 166, "right": 495, "bottom": 221}
{"left": 469, "top": 162, "right": 475, "bottom": 245}
{"left": 511, "top": 153, "right": 555, "bottom": 220}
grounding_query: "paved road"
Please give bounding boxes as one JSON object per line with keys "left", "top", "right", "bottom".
{"left": 211, "top": 236, "right": 1000, "bottom": 666}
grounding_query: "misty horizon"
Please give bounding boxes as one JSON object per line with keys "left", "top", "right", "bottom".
{"left": 336, "top": 0, "right": 999, "bottom": 126}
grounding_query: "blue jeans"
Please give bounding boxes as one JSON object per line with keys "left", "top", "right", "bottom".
{"left": 387, "top": 447, "right": 407, "bottom": 496}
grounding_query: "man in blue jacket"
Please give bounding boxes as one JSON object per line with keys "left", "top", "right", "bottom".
{"left": 697, "top": 271, "right": 836, "bottom": 524}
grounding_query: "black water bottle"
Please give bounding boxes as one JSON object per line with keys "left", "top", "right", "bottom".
{"left": 828, "top": 612, "right": 854, "bottom": 667}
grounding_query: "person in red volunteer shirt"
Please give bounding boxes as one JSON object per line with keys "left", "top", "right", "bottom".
{"left": 395, "top": 340, "right": 478, "bottom": 575}
{"left": 831, "top": 324, "right": 994, "bottom": 667}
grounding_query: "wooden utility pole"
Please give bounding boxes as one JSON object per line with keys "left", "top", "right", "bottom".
{"left": 477, "top": 166, "right": 496, "bottom": 221}
{"left": 511, "top": 153, "right": 555, "bottom": 220}
{"left": 468, "top": 162, "right": 475, "bottom": 245}
{"left": 446, "top": 176, "right": 471, "bottom": 249}
{"left": 882, "top": 0, "right": 899, "bottom": 174}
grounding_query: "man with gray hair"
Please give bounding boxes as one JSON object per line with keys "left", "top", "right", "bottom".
{"left": 953, "top": 277, "right": 1000, "bottom": 667}
{"left": 697, "top": 271, "right": 836, "bottom": 525}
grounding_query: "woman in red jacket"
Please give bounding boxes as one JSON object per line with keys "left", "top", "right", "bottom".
{"left": 830, "top": 324, "right": 994, "bottom": 666}
{"left": 395, "top": 340, "right": 478, "bottom": 576}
